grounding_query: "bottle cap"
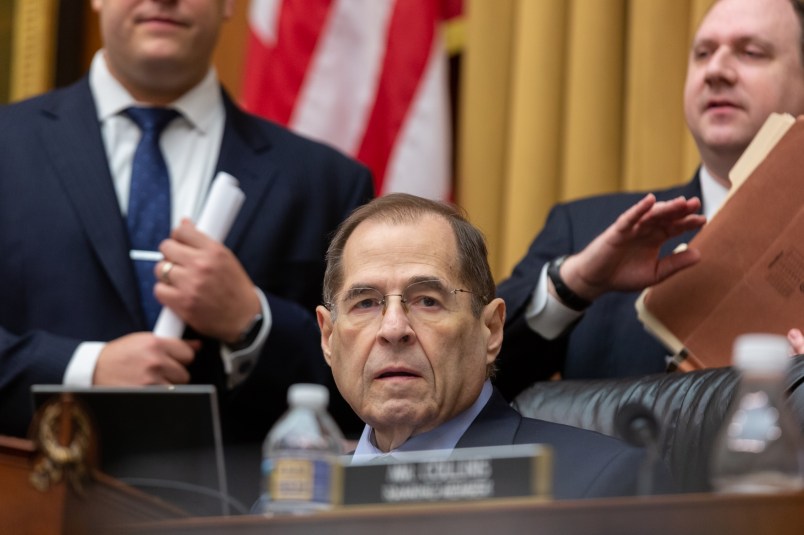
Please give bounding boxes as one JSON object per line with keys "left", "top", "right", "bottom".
{"left": 732, "top": 333, "right": 791, "bottom": 372}
{"left": 287, "top": 383, "right": 329, "bottom": 409}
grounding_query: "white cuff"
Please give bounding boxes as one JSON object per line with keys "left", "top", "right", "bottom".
{"left": 63, "top": 341, "right": 106, "bottom": 386}
{"left": 221, "top": 288, "right": 272, "bottom": 389}
{"left": 525, "top": 264, "right": 584, "bottom": 340}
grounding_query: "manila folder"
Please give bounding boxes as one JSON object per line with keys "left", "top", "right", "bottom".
{"left": 636, "top": 113, "right": 803, "bottom": 370}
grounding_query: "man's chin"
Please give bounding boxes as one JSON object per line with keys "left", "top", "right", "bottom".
{"left": 700, "top": 129, "right": 755, "bottom": 155}
{"left": 367, "top": 399, "right": 430, "bottom": 430}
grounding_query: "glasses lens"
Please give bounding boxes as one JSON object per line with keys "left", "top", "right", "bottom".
{"left": 340, "top": 287, "right": 384, "bottom": 325}
{"left": 402, "top": 280, "right": 453, "bottom": 320}
{"left": 336, "top": 280, "right": 469, "bottom": 326}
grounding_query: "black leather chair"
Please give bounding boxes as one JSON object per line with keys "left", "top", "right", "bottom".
{"left": 511, "top": 355, "right": 804, "bottom": 492}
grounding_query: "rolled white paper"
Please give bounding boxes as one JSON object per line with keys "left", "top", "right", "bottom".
{"left": 153, "top": 172, "right": 246, "bottom": 338}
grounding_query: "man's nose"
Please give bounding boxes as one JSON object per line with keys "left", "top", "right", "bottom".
{"left": 377, "top": 296, "right": 415, "bottom": 345}
{"left": 704, "top": 46, "right": 737, "bottom": 86}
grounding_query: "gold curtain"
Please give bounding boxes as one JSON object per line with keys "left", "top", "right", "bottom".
{"left": 5, "top": 0, "right": 58, "bottom": 103}
{"left": 457, "top": 0, "right": 716, "bottom": 281}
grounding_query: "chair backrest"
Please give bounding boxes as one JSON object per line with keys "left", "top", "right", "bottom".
{"left": 512, "top": 356, "right": 804, "bottom": 492}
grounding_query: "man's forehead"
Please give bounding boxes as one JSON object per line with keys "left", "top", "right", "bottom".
{"left": 345, "top": 215, "right": 455, "bottom": 252}
{"left": 341, "top": 216, "right": 458, "bottom": 278}
{"left": 695, "top": 0, "right": 796, "bottom": 43}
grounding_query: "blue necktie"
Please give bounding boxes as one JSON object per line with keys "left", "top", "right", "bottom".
{"left": 125, "top": 107, "right": 179, "bottom": 328}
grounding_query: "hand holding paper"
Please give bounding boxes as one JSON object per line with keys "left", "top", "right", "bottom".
{"left": 153, "top": 172, "right": 246, "bottom": 338}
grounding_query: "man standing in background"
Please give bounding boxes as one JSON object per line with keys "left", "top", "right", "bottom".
{"left": 495, "top": 0, "right": 804, "bottom": 398}
{"left": 0, "top": 0, "right": 372, "bottom": 470}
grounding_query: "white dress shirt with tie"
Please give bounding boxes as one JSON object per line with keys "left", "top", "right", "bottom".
{"left": 63, "top": 51, "right": 270, "bottom": 388}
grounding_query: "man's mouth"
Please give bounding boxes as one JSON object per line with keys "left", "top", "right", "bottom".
{"left": 377, "top": 369, "right": 419, "bottom": 379}
{"left": 705, "top": 99, "right": 738, "bottom": 111}
{"left": 136, "top": 14, "right": 187, "bottom": 28}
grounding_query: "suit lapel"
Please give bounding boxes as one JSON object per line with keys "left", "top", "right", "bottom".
{"left": 213, "top": 92, "right": 281, "bottom": 252}
{"left": 456, "top": 389, "right": 521, "bottom": 448}
{"left": 38, "top": 80, "right": 143, "bottom": 325}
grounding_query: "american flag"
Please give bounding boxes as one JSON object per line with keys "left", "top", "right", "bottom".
{"left": 241, "top": 0, "right": 460, "bottom": 200}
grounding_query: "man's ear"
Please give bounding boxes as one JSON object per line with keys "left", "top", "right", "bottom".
{"left": 483, "top": 297, "right": 506, "bottom": 363}
{"left": 316, "top": 305, "right": 334, "bottom": 367}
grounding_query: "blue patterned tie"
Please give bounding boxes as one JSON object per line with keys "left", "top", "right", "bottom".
{"left": 125, "top": 107, "right": 180, "bottom": 328}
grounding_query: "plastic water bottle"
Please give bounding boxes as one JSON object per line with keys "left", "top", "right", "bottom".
{"left": 709, "top": 334, "right": 804, "bottom": 493}
{"left": 256, "top": 383, "right": 344, "bottom": 514}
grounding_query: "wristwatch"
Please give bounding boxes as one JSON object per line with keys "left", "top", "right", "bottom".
{"left": 229, "top": 313, "right": 263, "bottom": 351}
{"left": 546, "top": 255, "right": 592, "bottom": 311}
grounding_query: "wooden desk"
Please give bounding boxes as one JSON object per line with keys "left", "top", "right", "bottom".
{"left": 123, "top": 491, "right": 804, "bottom": 535}
{"left": 1, "top": 435, "right": 186, "bottom": 535}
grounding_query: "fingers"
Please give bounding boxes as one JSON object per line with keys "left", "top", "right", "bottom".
{"left": 641, "top": 196, "right": 701, "bottom": 226}
{"left": 154, "top": 259, "right": 184, "bottom": 286}
{"left": 156, "top": 219, "right": 211, "bottom": 274}
{"left": 170, "top": 219, "right": 213, "bottom": 249}
{"left": 615, "top": 196, "right": 704, "bottom": 245}
{"left": 94, "top": 333, "right": 196, "bottom": 386}
{"left": 148, "top": 338, "right": 199, "bottom": 384}
{"left": 654, "top": 247, "right": 702, "bottom": 283}
{"left": 159, "top": 358, "right": 192, "bottom": 385}
{"left": 615, "top": 194, "right": 657, "bottom": 230}
{"left": 162, "top": 337, "right": 197, "bottom": 366}
{"left": 614, "top": 195, "right": 701, "bottom": 234}
{"left": 788, "top": 328, "right": 804, "bottom": 355}
{"left": 157, "top": 260, "right": 175, "bottom": 284}
{"left": 663, "top": 212, "right": 707, "bottom": 237}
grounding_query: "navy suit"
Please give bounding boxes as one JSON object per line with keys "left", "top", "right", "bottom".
{"left": 457, "top": 389, "right": 670, "bottom": 499}
{"left": 0, "top": 78, "right": 373, "bottom": 440}
{"left": 495, "top": 177, "right": 702, "bottom": 399}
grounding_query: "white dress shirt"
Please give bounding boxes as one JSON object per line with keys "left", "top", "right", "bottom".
{"left": 64, "top": 51, "right": 270, "bottom": 388}
{"left": 350, "top": 381, "right": 494, "bottom": 464}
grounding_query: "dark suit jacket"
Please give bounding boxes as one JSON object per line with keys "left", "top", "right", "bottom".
{"left": 0, "top": 78, "right": 373, "bottom": 440}
{"left": 495, "top": 177, "right": 702, "bottom": 399}
{"left": 456, "top": 389, "right": 669, "bottom": 500}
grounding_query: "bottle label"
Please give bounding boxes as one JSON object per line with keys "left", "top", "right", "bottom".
{"left": 267, "top": 457, "right": 333, "bottom": 504}
{"left": 725, "top": 391, "right": 781, "bottom": 453}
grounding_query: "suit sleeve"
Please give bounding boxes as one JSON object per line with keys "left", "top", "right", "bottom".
{"left": 494, "top": 204, "right": 577, "bottom": 399}
{"left": 0, "top": 328, "right": 81, "bottom": 436}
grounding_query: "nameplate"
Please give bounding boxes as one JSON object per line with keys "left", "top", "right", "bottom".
{"left": 334, "top": 444, "right": 552, "bottom": 507}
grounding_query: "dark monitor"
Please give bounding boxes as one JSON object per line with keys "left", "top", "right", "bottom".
{"left": 31, "top": 385, "right": 235, "bottom": 516}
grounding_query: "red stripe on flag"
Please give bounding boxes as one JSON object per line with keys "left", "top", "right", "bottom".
{"left": 356, "top": 0, "right": 437, "bottom": 194}
{"left": 440, "top": 0, "right": 463, "bottom": 20}
{"left": 242, "top": 0, "right": 335, "bottom": 124}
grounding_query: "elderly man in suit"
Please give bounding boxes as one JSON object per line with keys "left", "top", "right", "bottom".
{"left": 0, "top": 0, "right": 373, "bottom": 445}
{"left": 495, "top": 0, "right": 804, "bottom": 398}
{"left": 316, "top": 194, "right": 670, "bottom": 500}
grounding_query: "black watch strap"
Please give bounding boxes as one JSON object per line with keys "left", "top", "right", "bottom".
{"left": 230, "top": 313, "right": 263, "bottom": 351}
{"left": 546, "top": 255, "right": 591, "bottom": 311}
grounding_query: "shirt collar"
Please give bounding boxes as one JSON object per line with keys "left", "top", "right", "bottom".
{"left": 351, "top": 380, "right": 494, "bottom": 464}
{"left": 88, "top": 50, "right": 222, "bottom": 134}
{"left": 698, "top": 165, "right": 729, "bottom": 220}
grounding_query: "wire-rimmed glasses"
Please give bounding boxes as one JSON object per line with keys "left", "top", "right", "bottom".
{"left": 325, "top": 279, "right": 482, "bottom": 327}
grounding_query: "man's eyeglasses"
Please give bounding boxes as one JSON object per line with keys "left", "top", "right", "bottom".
{"left": 325, "top": 279, "right": 483, "bottom": 327}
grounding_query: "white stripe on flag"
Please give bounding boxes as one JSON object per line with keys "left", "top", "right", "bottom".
{"left": 383, "top": 31, "right": 450, "bottom": 199}
{"left": 248, "top": 0, "right": 282, "bottom": 45}
{"left": 290, "top": 0, "right": 396, "bottom": 155}
{"left": 244, "top": 0, "right": 453, "bottom": 200}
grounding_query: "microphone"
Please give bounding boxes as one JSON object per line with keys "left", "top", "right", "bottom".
{"left": 615, "top": 402, "right": 662, "bottom": 496}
